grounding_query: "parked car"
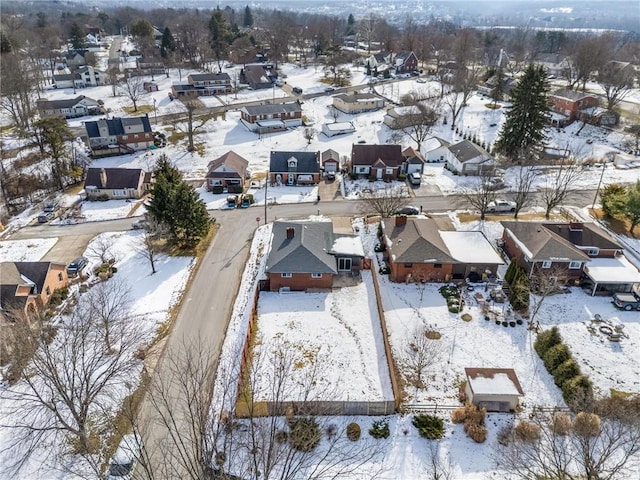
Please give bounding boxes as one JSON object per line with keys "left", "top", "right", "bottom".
{"left": 395, "top": 206, "right": 421, "bottom": 216}
{"left": 66, "top": 256, "right": 88, "bottom": 277}
{"left": 416, "top": 78, "right": 427, "bottom": 83}
{"left": 131, "top": 219, "right": 147, "bottom": 230}
{"left": 483, "top": 177, "right": 506, "bottom": 191}
{"left": 37, "top": 212, "right": 54, "bottom": 223}
{"left": 487, "top": 200, "right": 516, "bottom": 213}
{"left": 107, "top": 434, "right": 141, "bottom": 480}
{"left": 43, "top": 202, "right": 57, "bottom": 213}
{"left": 613, "top": 292, "right": 640, "bottom": 311}
{"left": 292, "top": 87, "right": 303, "bottom": 95}
{"left": 326, "top": 172, "right": 336, "bottom": 181}
{"left": 409, "top": 172, "right": 422, "bottom": 186}
{"left": 324, "top": 87, "right": 336, "bottom": 93}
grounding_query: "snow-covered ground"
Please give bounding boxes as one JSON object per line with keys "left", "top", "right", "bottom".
{"left": 255, "top": 273, "right": 393, "bottom": 402}
{"left": 0, "top": 237, "right": 58, "bottom": 262}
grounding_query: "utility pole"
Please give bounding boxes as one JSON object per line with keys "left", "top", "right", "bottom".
{"left": 592, "top": 161, "right": 607, "bottom": 211}
{"left": 264, "top": 171, "right": 268, "bottom": 225}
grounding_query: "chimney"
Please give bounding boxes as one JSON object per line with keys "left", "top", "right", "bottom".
{"left": 395, "top": 215, "right": 407, "bottom": 227}
{"left": 286, "top": 227, "right": 295, "bottom": 239}
{"left": 99, "top": 168, "right": 107, "bottom": 188}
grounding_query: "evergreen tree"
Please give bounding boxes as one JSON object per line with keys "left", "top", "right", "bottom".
{"left": 243, "top": 6, "right": 254, "bottom": 27}
{"left": 346, "top": 14, "right": 356, "bottom": 35}
{"left": 209, "top": 8, "right": 233, "bottom": 71}
{"left": 490, "top": 68, "right": 505, "bottom": 107}
{"left": 170, "top": 182, "right": 211, "bottom": 248}
{"left": 160, "top": 27, "right": 176, "bottom": 58}
{"left": 0, "top": 31, "right": 12, "bottom": 53}
{"left": 69, "top": 22, "right": 86, "bottom": 49}
{"left": 494, "top": 64, "right": 550, "bottom": 161}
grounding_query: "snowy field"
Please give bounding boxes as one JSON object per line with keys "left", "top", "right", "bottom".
{"left": 0, "top": 237, "right": 57, "bottom": 262}
{"left": 255, "top": 272, "right": 393, "bottom": 402}
{"left": 78, "top": 198, "right": 145, "bottom": 222}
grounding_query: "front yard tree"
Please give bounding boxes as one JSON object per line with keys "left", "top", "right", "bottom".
{"left": 177, "top": 100, "right": 215, "bottom": 152}
{"left": 540, "top": 156, "right": 584, "bottom": 220}
{"left": 359, "top": 187, "right": 409, "bottom": 218}
{"left": 118, "top": 74, "right": 145, "bottom": 112}
{"left": 32, "top": 116, "right": 72, "bottom": 190}
{"left": 598, "top": 60, "right": 636, "bottom": 115}
{"left": 461, "top": 170, "right": 497, "bottom": 221}
{"left": 494, "top": 64, "right": 550, "bottom": 161}
{"left": 399, "top": 93, "right": 441, "bottom": 150}
{"left": 303, "top": 127, "right": 316, "bottom": 144}
{"left": 512, "top": 164, "right": 539, "bottom": 219}
{"left": 171, "top": 182, "right": 211, "bottom": 248}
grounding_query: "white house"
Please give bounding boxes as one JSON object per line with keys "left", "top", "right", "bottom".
{"left": 322, "top": 121, "right": 356, "bottom": 137}
{"left": 446, "top": 140, "right": 495, "bottom": 175}
{"left": 464, "top": 367, "right": 524, "bottom": 412}
{"left": 420, "top": 137, "right": 450, "bottom": 163}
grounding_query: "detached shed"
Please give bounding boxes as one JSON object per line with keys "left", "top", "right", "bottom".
{"left": 464, "top": 367, "right": 523, "bottom": 412}
{"left": 322, "top": 121, "right": 355, "bottom": 137}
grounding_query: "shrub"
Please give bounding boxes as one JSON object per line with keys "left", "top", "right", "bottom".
{"left": 288, "top": 417, "right": 321, "bottom": 452}
{"left": 325, "top": 424, "right": 337, "bottom": 438}
{"left": 369, "top": 419, "right": 390, "bottom": 439}
{"left": 562, "top": 375, "right": 593, "bottom": 408}
{"left": 534, "top": 327, "right": 562, "bottom": 358}
{"left": 398, "top": 173, "right": 407, "bottom": 181}
{"left": 451, "top": 407, "right": 466, "bottom": 424}
{"left": 374, "top": 243, "right": 386, "bottom": 252}
{"left": 48, "top": 287, "right": 69, "bottom": 307}
{"left": 550, "top": 412, "right": 572, "bottom": 436}
{"left": 497, "top": 425, "right": 513, "bottom": 445}
{"left": 412, "top": 414, "right": 445, "bottom": 439}
{"left": 573, "top": 412, "right": 601, "bottom": 437}
{"left": 543, "top": 343, "right": 572, "bottom": 373}
{"left": 465, "top": 422, "right": 488, "bottom": 443}
{"left": 463, "top": 404, "right": 486, "bottom": 426}
{"left": 96, "top": 194, "right": 110, "bottom": 202}
{"left": 553, "top": 359, "right": 582, "bottom": 388}
{"left": 346, "top": 422, "right": 361, "bottom": 441}
{"left": 514, "top": 421, "right": 541, "bottom": 443}
{"left": 211, "top": 186, "right": 224, "bottom": 194}
{"left": 379, "top": 266, "right": 390, "bottom": 275}
{"left": 275, "top": 430, "right": 288, "bottom": 444}
{"left": 448, "top": 304, "right": 462, "bottom": 313}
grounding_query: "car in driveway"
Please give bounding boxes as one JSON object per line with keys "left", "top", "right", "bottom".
{"left": 487, "top": 200, "right": 516, "bottom": 213}
{"left": 131, "top": 219, "right": 148, "bottom": 230}
{"left": 43, "top": 202, "right": 57, "bottom": 213}
{"left": 324, "top": 87, "right": 336, "bottom": 93}
{"left": 483, "top": 177, "right": 506, "bottom": 191}
{"left": 107, "top": 434, "right": 141, "bottom": 480}
{"left": 37, "top": 212, "right": 54, "bottom": 223}
{"left": 395, "top": 206, "right": 421, "bottom": 216}
{"left": 66, "top": 256, "right": 88, "bottom": 277}
{"left": 613, "top": 292, "right": 640, "bottom": 311}
{"left": 292, "top": 87, "right": 303, "bottom": 95}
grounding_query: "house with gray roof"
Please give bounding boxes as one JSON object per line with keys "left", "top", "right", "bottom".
{"left": 445, "top": 140, "right": 495, "bottom": 175}
{"left": 171, "top": 72, "right": 232, "bottom": 98}
{"left": 205, "top": 151, "right": 249, "bottom": 192}
{"left": 241, "top": 64, "right": 277, "bottom": 89}
{"left": 332, "top": 92, "right": 385, "bottom": 114}
{"left": 84, "top": 115, "right": 154, "bottom": 157}
{"left": 351, "top": 144, "right": 405, "bottom": 180}
{"left": 265, "top": 219, "right": 365, "bottom": 291}
{"left": 501, "top": 221, "right": 640, "bottom": 295}
{"left": 0, "top": 261, "right": 68, "bottom": 315}
{"left": 240, "top": 102, "right": 302, "bottom": 133}
{"left": 269, "top": 151, "right": 320, "bottom": 186}
{"left": 84, "top": 167, "right": 148, "bottom": 200}
{"left": 37, "top": 95, "right": 102, "bottom": 119}
{"left": 549, "top": 88, "right": 600, "bottom": 126}
{"left": 382, "top": 215, "right": 503, "bottom": 283}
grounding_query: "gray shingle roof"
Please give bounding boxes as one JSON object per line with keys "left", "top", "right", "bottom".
{"left": 85, "top": 168, "right": 144, "bottom": 189}
{"left": 351, "top": 144, "right": 403, "bottom": 167}
{"left": 242, "top": 103, "right": 301, "bottom": 116}
{"left": 266, "top": 221, "right": 337, "bottom": 274}
{"left": 269, "top": 151, "right": 320, "bottom": 174}
{"left": 189, "top": 72, "right": 231, "bottom": 82}
{"left": 205, "top": 151, "right": 248, "bottom": 179}
{"left": 551, "top": 88, "right": 596, "bottom": 102}
{"left": 447, "top": 140, "right": 488, "bottom": 163}
{"left": 37, "top": 95, "right": 98, "bottom": 110}
{"left": 501, "top": 221, "right": 591, "bottom": 261}
{"left": 383, "top": 218, "right": 456, "bottom": 264}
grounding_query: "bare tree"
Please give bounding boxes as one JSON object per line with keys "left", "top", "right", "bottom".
{"left": 527, "top": 264, "right": 571, "bottom": 329}
{"left": 398, "top": 94, "right": 442, "bottom": 150}
{"left": 540, "top": 156, "right": 584, "bottom": 220}
{"left": 328, "top": 105, "right": 340, "bottom": 123}
{"left": 119, "top": 74, "right": 146, "bottom": 112}
{"left": 461, "top": 170, "right": 498, "bottom": 220}
{"left": 442, "top": 64, "right": 479, "bottom": 131}
{"left": 598, "top": 60, "right": 636, "bottom": 114}
{"left": 106, "top": 63, "right": 121, "bottom": 97}
{"left": 359, "top": 187, "right": 409, "bottom": 218}
{"left": 86, "top": 234, "right": 116, "bottom": 265}
{"left": 512, "top": 164, "right": 539, "bottom": 219}
{"left": 0, "top": 51, "right": 40, "bottom": 130}
{"left": 137, "top": 230, "right": 160, "bottom": 275}
{"left": 427, "top": 443, "right": 453, "bottom": 480}
{"left": 403, "top": 327, "right": 442, "bottom": 389}
{"left": 303, "top": 127, "right": 316, "bottom": 145}
{"left": 567, "top": 35, "right": 610, "bottom": 91}
{"left": 358, "top": 14, "right": 379, "bottom": 54}
{"left": 175, "top": 100, "right": 214, "bottom": 152}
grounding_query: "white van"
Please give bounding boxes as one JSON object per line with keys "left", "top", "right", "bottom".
{"left": 108, "top": 434, "right": 141, "bottom": 480}
{"left": 409, "top": 172, "right": 422, "bottom": 186}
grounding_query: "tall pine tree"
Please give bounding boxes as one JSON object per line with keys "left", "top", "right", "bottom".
{"left": 494, "top": 64, "right": 550, "bottom": 161}
{"left": 243, "top": 6, "right": 254, "bottom": 27}
{"left": 160, "top": 27, "right": 176, "bottom": 58}
{"left": 69, "top": 22, "right": 86, "bottom": 49}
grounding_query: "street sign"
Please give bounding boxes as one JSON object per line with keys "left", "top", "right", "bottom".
{"left": 256, "top": 217, "right": 260, "bottom": 223}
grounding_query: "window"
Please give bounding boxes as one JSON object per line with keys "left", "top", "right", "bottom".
{"left": 386, "top": 168, "right": 393, "bottom": 175}
{"left": 434, "top": 263, "right": 442, "bottom": 269}
{"left": 337, "top": 258, "right": 352, "bottom": 271}
{"left": 311, "top": 273, "right": 322, "bottom": 279}
{"left": 587, "top": 248, "right": 599, "bottom": 256}
{"left": 45, "top": 286, "right": 51, "bottom": 295}
{"left": 542, "top": 261, "right": 552, "bottom": 269}
{"left": 569, "top": 261, "right": 582, "bottom": 269}
{"left": 404, "top": 263, "right": 413, "bottom": 268}
{"left": 281, "top": 273, "right": 292, "bottom": 278}
{"left": 112, "top": 189, "right": 126, "bottom": 197}
{"left": 58, "top": 272, "right": 63, "bottom": 281}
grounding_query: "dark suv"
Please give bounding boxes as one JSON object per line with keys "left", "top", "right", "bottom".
{"left": 67, "top": 256, "right": 88, "bottom": 277}
{"left": 613, "top": 292, "right": 640, "bottom": 311}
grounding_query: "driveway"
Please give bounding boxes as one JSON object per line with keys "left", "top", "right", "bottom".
{"left": 40, "top": 234, "right": 95, "bottom": 263}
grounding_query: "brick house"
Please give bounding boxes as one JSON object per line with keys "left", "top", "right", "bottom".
{"left": 84, "top": 115, "right": 154, "bottom": 156}
{"left": 0, "top": 261, "right": 69, "bottom": 315}
{"left": 351, "top": 144, "right": 405, "bottom": 180}
{"left": 84, "top": 167, "right": 148, "bottom": 200}
{"left": 269, "top": 151, "right": 320, "bottom": 185}
{"left": 549, "top": 89, "right": 600, "bottom": 126}
{"left": 171, "top": 72, "right": 232, "bottom": 97}
{"left": 205, "top": 151, "right": 249, "bottom": 192}
{"left": 265, "top": 219, "right": 365, "bottom": 291}
{"left": 382, "top": 216, "right": 503, "bottom": 283}
{"left": 394, "top": 51, "right": 419, "bottom": 73}
{"left": 240, "top": 103, "right": 302, "bottom": 133}
{"left": 37, "top": 95, "right": 102, "bottom": 119}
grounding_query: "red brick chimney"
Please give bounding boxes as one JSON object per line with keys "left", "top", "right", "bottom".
{"left": 286, "top": 227, "right": 295, "bottom": 238}
{"left": 395, "top": 215, "right": 407, "bottom": 227}
{"left": 99, "top": 168, "right": 107, "bottom": 188}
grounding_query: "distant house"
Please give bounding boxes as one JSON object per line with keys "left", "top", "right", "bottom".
{"left": 322, "top": 121, "right": 355, "bottom": 137}
{"left": 464, "top": 368, "right": 524, "bottom": 413}
{"left": 445, "top": 140, "right": 495, "bottom": 175}
{"left": 578, "top": 107, "right": 617, "bottom": 127}
{"left": 532, "top": 53, "right": 571, "bottom": 77}
{"left": 64, "top": 50, "right": 88, "bottom": 67}
{"left": 37, "top": 95, "right": 102, "bottom": 119}
{"left": 77, "top": 65, "right": 104, "bottom": 87}
{"left": 402, "top": 147, "right": 426, "bottom": 175}
{"left": 394, "top": 51, "right": 419, "bottom": 73}
{"left": 549, "top": 89, "right": 600, "bottom": 126}
{"left": 52, "top": 73, "right": 84, "bottom": 90}
{"left": 84, "top": 167, "right": 148, "bottom": 200}
{"left": 332, "top": 93, "right": 385, "bottom": 114}
{"left": 205, "top": 151, "right": 249, "bottom": 192}
{"left": 84, "top": 115, "right": 154, "bottom": 156}
{"left": 383, "top": 105, "right": 423, "bottom": 129}
{"left": 477, "top": 75, "right": 517, "bottom": 98}
{"left": 265, "top": 219, "right": 365, "bottom": 292}
{"left": 0, "top": 261, "right": 69, "bottom": 316}
{"left": 240, "top": 103, "right": 302, "bottom": 134}
{"left": 351, "top": 144, "right": 405, "bottom": 180}
{"left": 382, "top": 215, "right": 504, "bottom": 283}
{"left": 501, "top": 221, "right": 640, "bottom": 295}
{"left": 171, "top": 72, "right": 232, "bottom": 97}
{"left": 241, "top": 64, "right": 278, "bottom": 89}
{"left": 143, "top": 82, "right": 159, "bottom": 92}
{"left": 420, "top": 136, "right": 450, "bottom": 163}
{"left": 321, "top": 149, "right": 340, "bottom": 173}
{"left": 136, "top": 58, "right": 167, "bottom": 76}
{"left": 269, "top": 151, "right": 320, "bottom": 186}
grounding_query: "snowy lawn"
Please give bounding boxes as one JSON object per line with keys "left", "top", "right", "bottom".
{"left": 0, "top": 237, "right": 58, "bottom": 262}
{"left": 254, "top": 272, "right": 393, "bottom": 402}
{"left": 197, "top": 183, "right": 319, "bottom": 209}
{"left": 77, "top": 198, "right": 146, "bottom": 222}
{"left": 343, "top": 179, "right": 410, "bottom": 199}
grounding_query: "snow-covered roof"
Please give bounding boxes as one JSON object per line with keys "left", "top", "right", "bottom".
{"left": 583, "top": 256, "right": 640, "bottom": 284}
{"left": 323, "top": 122, "right": 355, "bottom": 132}
{"left": 330, "top": 235, "right": 365, "bottom": 257}
{"left": 439, "top": 231, "right": 504, "bottom": 265}
{"left": 465, "top": 368, "right": 524, "bottom": 396}
{"left": 422, "top": 136, "right": 450, "bottom": 153}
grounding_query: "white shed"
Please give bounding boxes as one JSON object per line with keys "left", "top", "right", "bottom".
{"left": 464, "top": 367, "right": 523, "bottom": 412}
{"left": 420, "top": 137, "right": 451, "bottom": 163}
{"left": 322, "top": 121, "right": 356, "bottom": 137}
